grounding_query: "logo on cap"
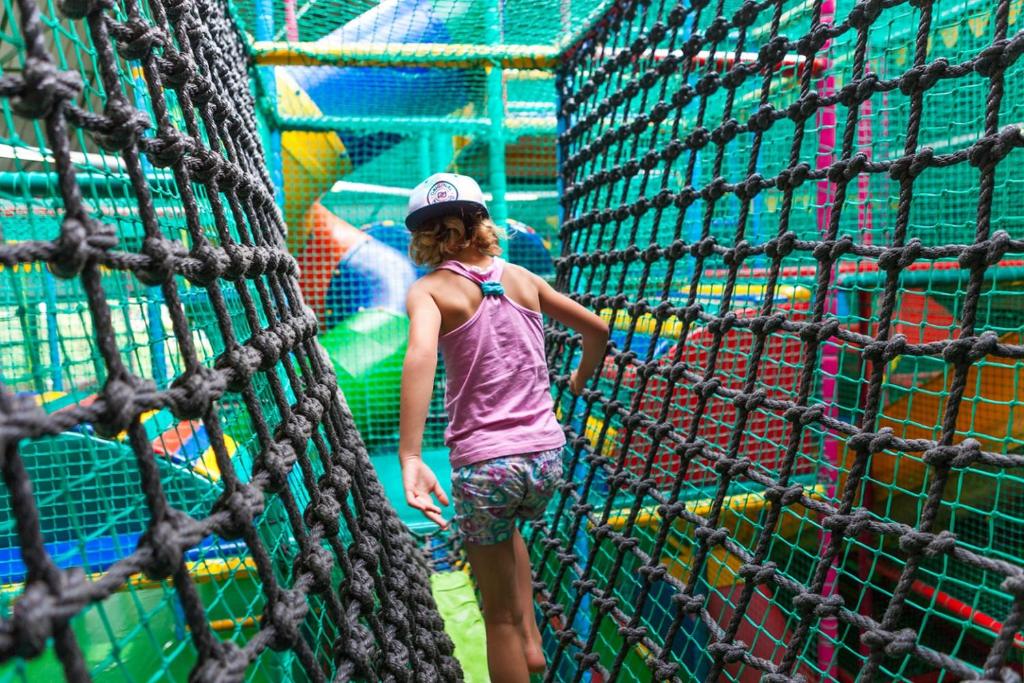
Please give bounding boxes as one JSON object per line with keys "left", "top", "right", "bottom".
{"left": 426, "top": 180, "right": 458, "bottom": 205}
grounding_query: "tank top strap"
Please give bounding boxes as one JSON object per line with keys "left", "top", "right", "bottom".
{"left": 436, "top": 257, "right": 505, "bottom": 294}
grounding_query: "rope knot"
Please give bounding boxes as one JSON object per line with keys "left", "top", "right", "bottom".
{"left": 140, "top": 509, "right": 201, "bottom": 580}
{"left": 12, "top": 58, "right": 82, "bottom": 119}
{"left": 738, "top": 561, "right": 777, "bottom": 584}
{"left": 112, "top": 17, "right": 165, "bottom": 60}
{"left": 672, "top": 592, "right": 705, "bottom": 613}
{"left": 708, "top": 640, "right": 749, "bottom": 663}
{"left": 764, "top": 483, "right": 805, "bottom": 506}
{"left": 734, "top": 388, "right": 767, "bottom": 412}
{"left": 157, "top": 49, "right": 196, "bottom": 88}
{"left": 787, "top": 92, "right": 820, "bottom": 122}
{"left": 212, "top": 484, "right": 265, "bottom": 540}
{"left": 792, "top": 592, "right": 844, "bottom": 618}
{"left": 187, "top": 147, "right": 225, "bottom": 184}
{"left": 860, "top": 627, "right": 917, "bottom": 657}
{"left": 974, "top": 35, "right": 1024, "bottom": 78}
{"left": 898, "top": 530, "right": 957, "bottom": 557}
{"left": 137, "top": 236, "right": 185, "bottom": 285}
{"left": 215, "top": 344, "right": 262, "bottom": 392}
{"left": 50, "top": 216, "right": 97, "bottom": 278}
{"left": 900, "top": 58, "right": 949, "bottom": 95}
{"left": 298, "top": 544, "right": 335, "bottom": 594}
{"left": 652, "top": 660, "right": 680, "bottom": 681}
{"left": 758, "top": 35, "right": 791, "bottom": 69}
{"left": 710, "top": 118, "right": 741, "bottom": 146}
{"left": 685, "top": 126, "right": 711, "bottom": 150}
{"left": 848, "top": 0, "right": 884, "bottom": 30}
{"left": 169, "top": 366, "right": 225, "bottom": 419}
{"left": 827, "top": 153, "right": 868, "bottom": 183}
{"left": 146, "top": 129, "right": 196, "bottom": 167}
{"left": 671, "top": 84, "right": 696, "bottom": 108}
{"left": 731, "top": 1, "right": 761, "bottom": 27}
{"left": 1000, "top": 575, "right": 1024, "bottom": 598}
{"left": 942, "top": 331, "right": 998, "bottom": 365}
{"left": 823, "top": 509, "right": 873, "bottom": 537}
{"left": 775, "top": 163, "right": 811, "bottom": 190}
{"left": 878, "top": 239, "right": 923, "bottom": 271}
{"left": 11, "top": 581, "right": 59, "bottom": 657}
{"left": 735, "top": 174, "right": 765, "bottom": 201}
{"left": 969, "top": 125, "right": 1024, "bottom": 169}
{"left": 95, "top": 374, "right": 156, "bottom": 438}
{"left": 221, "top": 243, "right": 252, "bottom": 280}
{"left": 704, "top": 16, "right": 731, "bottom": 43}
{"left": 861, "top": 334, "right": 907, "bottom": 363}
{"left": 694, "top": 526, "right": 729, "bottom": 547}
{"left": 92, "top": 100, "right": 151, "bottom": 151}
{"left": 255, "top": 441, "right": 296, "bottom": 493}
{"left": 750, "top": 311, "right": 788, "bottom": 336}
{"left": 264, "top": 589, "right": 308, "bottom": 651}
{"left": 637, "top": 563, "right": 667, "bottom": 582}
{"left": 674, "top": 186, "right": 699, "bottom": 208}
{"left": 838, "top": 73, "right": 880, "bottom": 107}
{"left": 747, "top": 103, "right": 778, "bottom": 133}
{"left": 959, "top": 230, "right": 1013, "bottom": 268}
{"left": 304, "top": 494, "right": 341, "bottom": 537}
{"left": 250, "top": 329, "right": 283, "bottom": 369}
{"left": 618, "top": 625, "right": 648, "bottom": 645}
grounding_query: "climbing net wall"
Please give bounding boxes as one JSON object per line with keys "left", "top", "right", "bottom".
{"left": 534, "top": 0, "right": 1024, "bottom": 680}
{"left": 0, "top": 0, "right": 458, "bottom": 678}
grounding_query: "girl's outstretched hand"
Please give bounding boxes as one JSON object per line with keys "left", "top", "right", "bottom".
{"left": 401, "top": 458, "right": 449, "bottom": 528}
{"left": 569, "top": 369, "right": 586, "bottom": 395}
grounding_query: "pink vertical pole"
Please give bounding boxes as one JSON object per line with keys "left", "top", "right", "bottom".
{"left": 283, "top": 0, "right": 299, "bottom": 41}
{"left": 814, "top": 0, "right": 840, "bottom": 678}
{"left": 857, "top": 67, "right": 874, "bottom": 244}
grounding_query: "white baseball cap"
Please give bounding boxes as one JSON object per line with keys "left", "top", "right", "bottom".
{"left": 406, "top": 172, "right": 489, "bottom": 231}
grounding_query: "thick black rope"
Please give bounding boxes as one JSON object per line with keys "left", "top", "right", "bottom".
{"left": 534, "top": 0, "right": 1024, "bottom": 681}
{"left": 0, "top": 0, "right": 461, "bottom": 680}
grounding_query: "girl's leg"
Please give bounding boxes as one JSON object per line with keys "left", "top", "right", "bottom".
{"left": 465, "top": 538, "right": 531, "bottom": 683}
{"left": 511, "top": 528, "right": 546, "bottom": 673}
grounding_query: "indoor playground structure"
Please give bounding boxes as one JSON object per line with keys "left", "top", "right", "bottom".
{"left": 0, "top": 0, "right": 1023, "bottom": 680}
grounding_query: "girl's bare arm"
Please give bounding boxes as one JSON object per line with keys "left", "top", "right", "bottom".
{"left": 398, "top": 281, "right": 449, "bottom": 527}
{"left": 534, "top": 275, "right": 610, "bottom": 393}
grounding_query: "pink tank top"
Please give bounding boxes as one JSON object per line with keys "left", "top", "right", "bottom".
{"left": 437, "top": 257, "right": 566, "bottom": 469}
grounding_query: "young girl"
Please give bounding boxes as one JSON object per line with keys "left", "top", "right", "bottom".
{"left": 398, "top": 173, "right": 608, "bottom": 682}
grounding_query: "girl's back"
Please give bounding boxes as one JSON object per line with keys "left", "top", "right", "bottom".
{"left": 422, "top": 258, "right": 541, "bottom": 335}
{"left": 419, "top": 256, "right": 564, "bottom": 469}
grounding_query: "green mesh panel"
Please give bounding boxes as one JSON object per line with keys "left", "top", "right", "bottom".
{"left": 0, "top": 0, "right": 458, "bottom": 677}
{"left": 531, "top": 0, "right": 1024, "bottom": 681}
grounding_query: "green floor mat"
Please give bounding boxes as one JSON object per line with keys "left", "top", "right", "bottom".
{"left": 431, "top": 571, "right": 489, "bottom": 683}
{"left": 371, "top": 446, "right": 453, "bottom": 533}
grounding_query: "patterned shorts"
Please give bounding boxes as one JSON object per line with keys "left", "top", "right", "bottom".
{"left": 451, "top": 448, "right": 564, "bottom": 546}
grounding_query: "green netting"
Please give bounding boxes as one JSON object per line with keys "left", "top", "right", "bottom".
{"left": 4, "top": 0, "right": 1024, "bottom": 679}
{"left": 244, "top": 0, "right": 579, "bottom": 449}
{"left": 0, "top": 0, "right": 323, "bottom": 674}
{"left": 530, "top": 0, "right": 1024, "bottom": 681}
{"left": 233, "top": 0, "right": 1024, "bottom": 679}
{"left": 0, "top": 0, "right": 459, "bottom": 676}
{"left": 233, "top": 0, "right": 614, "bottom": 48}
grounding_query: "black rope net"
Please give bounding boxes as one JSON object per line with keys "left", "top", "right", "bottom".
{"left": 0, "top": 0, "right": 459, "bottom": 679}
{"left": 534, "top": 0, "right": 1024, "bottom": 681}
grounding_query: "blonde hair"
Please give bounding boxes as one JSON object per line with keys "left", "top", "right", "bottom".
{"left": 409, "top": 211, "right": 504, "bottom": 268}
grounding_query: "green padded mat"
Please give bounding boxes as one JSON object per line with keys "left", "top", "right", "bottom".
{"left": 431, "top": 571, "right": 488, "bottom": 683}
{"left": 371, "top": 446, "right": 454, "bottom": 533}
